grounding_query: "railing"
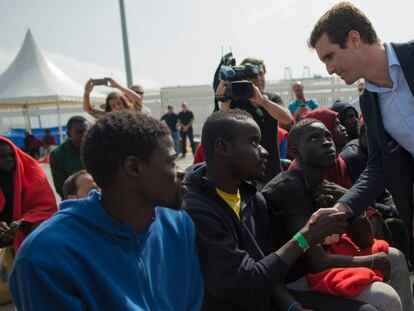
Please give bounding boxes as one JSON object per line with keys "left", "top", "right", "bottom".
{"left": 0, "top": 77, "right": 359, "bottom": 137}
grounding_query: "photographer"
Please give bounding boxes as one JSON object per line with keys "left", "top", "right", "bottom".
{"left": 215, "top": 58, "right": 292, "bottom": 184}
{"left": 83, "top": 78, "right": 142, "bottom": 119}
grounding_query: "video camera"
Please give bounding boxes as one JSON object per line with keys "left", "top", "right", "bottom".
{"left": 214, "top": 53, "right": 260, "bottom": 102}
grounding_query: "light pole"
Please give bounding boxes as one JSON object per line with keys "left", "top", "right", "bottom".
{"left": 119, "top": 0, "right": 133, "bottom": 87}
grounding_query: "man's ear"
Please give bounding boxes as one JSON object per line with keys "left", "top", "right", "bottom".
{"left": 123, "top": 155, "right": 142, "bottom": 178}
{"left": 215, "top": 138, "right": 232, "bottom": 158}
{"left": 347, "top": 30, "right": 362, "bottom": 48}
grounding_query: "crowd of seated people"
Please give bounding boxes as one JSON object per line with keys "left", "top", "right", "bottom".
{"left": 2, "top": 92, "right": 414, "bottom": 310}
{"left": 263, "top": 119, "right": 412, "bottom": 311}
{"left": 1, "top": 70, "right": 413, "bottom": 310}
{"left": 0, "top": 59, "right": 413, "bottom": 311}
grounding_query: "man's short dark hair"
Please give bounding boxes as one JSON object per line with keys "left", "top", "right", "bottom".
{"left": 67, "top": 115, "right": 88, "bottom": 132}
{"left": 240, "top": 57, "right": 266, "bottom": 74}
{"left": 289, "top": 118, "right": 322, "bottom": 149}
{"left": 62, "top": 170, "right": 88, "bottom": 199}
{"left": 202, "top": 109, "right": 254, "bottom": 161}
{"left": 81, "top": 111, "right": 170, "bottom": 188}
{"left": 309, "top": 2, "right": 379, "bottom": 49}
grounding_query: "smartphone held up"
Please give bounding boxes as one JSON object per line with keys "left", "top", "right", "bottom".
{"left": 91, "top": 78, "right": 109, "bottom": 86}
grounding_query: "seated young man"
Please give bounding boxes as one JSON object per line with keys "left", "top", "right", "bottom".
{"left": 10, "top": 112, "right": 203, "bottom": 310}
{"left": 62, "top": 170, "right": 100, "bottom": 200}
{"left": 262, "top": 119, "right": 413, "bottom": 311}
{"left": 301, "top": 111, "right": 409, "bottom": 263}
{"left": 0, "top": 137, "right": 57, "bottom": 251}
{"left": 183, "top": 109, "right": 378, "bottom": 311}
{"left": 289, "top": 108, "right": 351, "bottom": 187}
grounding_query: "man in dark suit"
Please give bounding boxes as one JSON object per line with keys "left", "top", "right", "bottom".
{"left": 308, "top": 2, "right": 414, "bottom": 252}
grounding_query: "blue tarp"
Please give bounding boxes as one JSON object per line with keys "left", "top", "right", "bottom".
{"left": 1, "top": 127, "right": 67, "bottom": 148}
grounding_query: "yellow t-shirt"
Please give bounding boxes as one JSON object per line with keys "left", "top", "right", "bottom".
{"left": 216, "top": 188, "right": 241, "bottom": 218}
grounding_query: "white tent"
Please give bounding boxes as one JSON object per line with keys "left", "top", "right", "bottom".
{"left": 0, "top": 29, "right": 103, "bottom": 135}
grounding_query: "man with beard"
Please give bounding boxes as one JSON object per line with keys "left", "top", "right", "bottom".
{"left": 10, "top": 112, "right": 203, "bottom": 311}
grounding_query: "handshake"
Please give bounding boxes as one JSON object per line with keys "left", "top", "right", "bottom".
{"left": 303, "top": 181, "right": 353, "bottom": 246}
{"left": 300, "top": 212, "right": 351, "bottom": 248}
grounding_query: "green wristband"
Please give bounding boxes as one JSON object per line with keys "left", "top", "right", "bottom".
{"left": 293, "top": 232, "right": 310, "bottom": 252}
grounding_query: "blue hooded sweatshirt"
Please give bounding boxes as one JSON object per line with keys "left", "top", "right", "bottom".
{"left": 10, "top": 191, "right": 203, "bottom": 311}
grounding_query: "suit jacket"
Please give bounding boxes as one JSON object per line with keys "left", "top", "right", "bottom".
{"left": 339, "top": 41, "right": 414, "bottom": 222}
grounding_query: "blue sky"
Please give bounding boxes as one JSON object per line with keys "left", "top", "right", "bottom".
{"left": 0, "top": 0, "right": 412, "bottom": 88}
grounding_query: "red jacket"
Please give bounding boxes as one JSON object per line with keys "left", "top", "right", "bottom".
{"left": 193, "top": 144, "right": 205, "bottom": 164}
{"left": 307, "top": 235, "right": 388, "bottom": 297}
{"left": 0, "top": 137, "right": 57, "bottom": 250}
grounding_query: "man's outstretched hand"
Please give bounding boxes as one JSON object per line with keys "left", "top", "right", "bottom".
{"left": 301, "top": 212, "right": 348, "bottom": 246}
{"left": 307, "top": 203, "right": 352, "bottom": 245}
{"left": 309, "top": 202, "right": 351, "bottom": 225}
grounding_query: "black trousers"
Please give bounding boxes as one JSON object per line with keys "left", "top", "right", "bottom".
{"left": 386, "top": 156, "right": 414, "bottom": 265}
{"left": 180, "top": 128, "right": 195, "bottom": 155}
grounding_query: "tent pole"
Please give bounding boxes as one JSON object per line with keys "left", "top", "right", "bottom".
{"left": 57, "top": 100, "right": 63, "bottom": 144}
{"left": 119, "top": 0, "right": 133, "bottom": 87}
{"left": 37, "top": 107, "right": 42, "bottom": 128}
{"left": 23, "top": 104, "right": 32, "bottom": 134}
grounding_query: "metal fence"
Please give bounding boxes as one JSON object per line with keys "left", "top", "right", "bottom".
{"left": 0, "top": 76, "right": 359, "bottom": 136}
{"left": 149, "top": 76, "right": 359, "bottom": 136}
